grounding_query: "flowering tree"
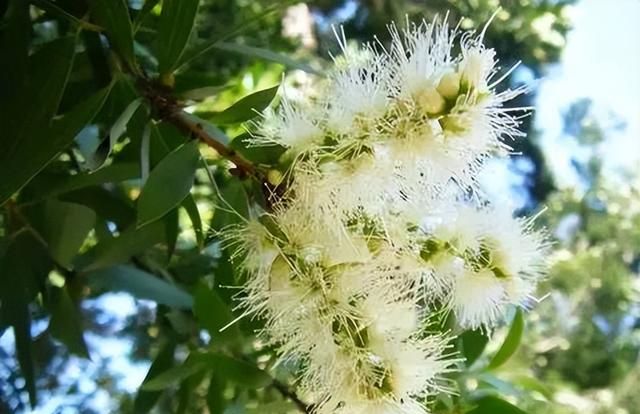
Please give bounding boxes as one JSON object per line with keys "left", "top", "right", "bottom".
{"left": 0, "top": 1, "right": 562, "bottom": 413}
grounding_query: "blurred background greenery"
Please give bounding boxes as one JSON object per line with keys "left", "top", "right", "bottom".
{"left": 0, "top": 0, "right": 638, "bottom": 413}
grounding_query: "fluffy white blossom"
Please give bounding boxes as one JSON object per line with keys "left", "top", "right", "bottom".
{"left": 223, "top": 16, "right": 549, "bottom": 414}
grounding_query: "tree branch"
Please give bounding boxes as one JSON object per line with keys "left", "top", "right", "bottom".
{"left": 272, "top": 378, "right": 312, "bottom": 414}
{"left": 135, "top": 77, "right": 260, "bottom": 180}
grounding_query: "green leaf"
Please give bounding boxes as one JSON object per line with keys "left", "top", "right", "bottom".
{"left": 176, "top": 1, "right": 296, "bottom": 69}
{"left": 488, "top": 308, "right": 525, "bottom": 369}
{"left": 24, "top": 37, "right": 77, "bottom": 129}
{"left": 98, "top": 97, "right": 144, "bottom": 168}
{"left": 193, "top": 284, "right": 241, "bottom": 344}
{"left": 510, "top": 375, "right": 553, "bottom": 401}
{"left": 0, "top": 0, "right": 30, "bottom": 101}
{"left": 206, "top": 374, "right": 226, "bottom": 414}
{"left": 87, "top": 0, "right": 136, "bottom": 67}
{"left": 205, "top": 85, "right": 279, "bottom": 125}
{"left": 133, "top": 0, "right": 160, "bottom": 33}
{"left": 466, "top": 396, "right": 528, "bottom": 414}
{"left": 49, "top": 286, "right": 89, "bottom": 357}
{"left": 193, "top": 352, "right": 272, "bottom": 388}
{"left": 61, "top": 187, "right": 136, "bottom": 230}
{"left": 230, "top": 133, "right": 286, "bottom": 166}
{"left": 164, "top": 207, "right": 179, "bottom": 260}
{"left": 181, "top": 113, "right": 231, "bottom": 145}
{"left": 142, "top": 357, "right": 206, "bottom": 391}
{"left": 157, "top": 0, "right": 200, "bottom": 75}
{"left": 210, "top": 179, "right": 249, "bottom": 230}
{"left": 134, "top": 341, "right": 177, "bottom": 412}
{"left": 460, "top": 328, "right": 489, "bottom": 367}
{"left": 182, "top": 195, "right": 204, "bottom": 249}
{"left": 213, "top": 42, "right": 320, "bottom": 74}
{"left": 45, "top": 162, "right": 140, "bottom": 198}
{"left": 0, "top": 85, "right": 112, "bottom": 205}
{"left": 40, "top": 201, "right": 96, "bottom": 268}
{"left": 87, "top": 265, "right": 193, "bottom": 308}
{"left": 137, "top": 141, "right": 200, "bottom": 227}
{"left": 0, "top": 232, "right": 52, "bottom": 407}
{"left": 78, "top": 221, "right": 165, "bottom": 271}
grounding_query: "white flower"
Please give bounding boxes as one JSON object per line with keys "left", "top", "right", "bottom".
{"left": 251, "top": 93, "right": 324, "bottom": 156}
{"left": 224, "top": 16, "right": 549, "bottom": 413}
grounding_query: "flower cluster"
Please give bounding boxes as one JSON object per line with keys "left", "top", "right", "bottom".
{"left": 224, "top": 18, "right": 548, "bottom": 414}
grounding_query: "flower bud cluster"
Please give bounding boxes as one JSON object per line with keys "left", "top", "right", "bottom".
{"left": 224, "top": 18, "right": 548, "bottom": 414}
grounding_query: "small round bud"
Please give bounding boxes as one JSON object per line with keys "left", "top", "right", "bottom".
{"left": 437, "top": 72, "right": 461, "bottom": 99}
{"left": 416, "top": 87, "right": 446, "bottom": 115}
{"left": 159, "top": 72, "right": 175, "bottom": 88}
{"left": 267, "top": 169, "right": 284, "bottom": 186}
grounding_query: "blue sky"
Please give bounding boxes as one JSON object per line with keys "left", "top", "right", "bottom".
{"left": 536, "top": 0, "right": 640, "bottom": 187}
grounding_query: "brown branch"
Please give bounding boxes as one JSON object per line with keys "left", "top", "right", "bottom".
{"left": 167, "top": 111, "right": 258, "bottom": 178}
{"left": 135, "top": 77, "right": 261, "bottom": 180}
{"left": 272, "top": 378, "right": 312, "bottom": 414}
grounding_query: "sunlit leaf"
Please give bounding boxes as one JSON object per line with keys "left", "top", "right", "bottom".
{"left": 204, "top": 85, "right": 279, "bottom": 124}
{"left": 488, "top": 308, "right": 525, "bottom": 369}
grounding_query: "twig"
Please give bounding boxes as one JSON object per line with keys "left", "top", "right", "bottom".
{"left": 272, "top": 378, "right": 312, "bottom": 414}
{"left": 135, "top": 77, "right": 260, "bottom": 180}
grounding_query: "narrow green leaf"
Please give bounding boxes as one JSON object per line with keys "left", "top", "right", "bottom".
{"left": 157, "top": 0, "right": 200, "bottom": 75}
{"left": 134, "top": 341, "right": 177, "bottom": 412}
{"left": 99, "top": 97, "right": 144, "bottom": 168}
{"left": 194, "top": 352, "right": 272, "bottom": 388}
{"left": 466, "top": 396, "right": 528, "bottom": 414}
{"left": 40, "top": 201, "right": 96, "bottom": 268}
{"left": 193, "top": 284, "right": 241, "bottom": 343}
{"left": 87, "top": 265, "right": 193, "bottom": 308}
{"left": 49, "top": 286, "right": 89, "bottom": 357}
{"left": 78, "top": 221, "right": 165, "bottom": 271}
{"left": 210, "top": 180, "right": 249, "bottom": 230}
{"left": 176, "top": 1, "right": 296, "bottom": 69}
{"left": 142, "top": 357, "right": 205, "bottom": 391}
{"left": 133, "top": 0, "right": 160, "bottom": 33}
{"left": 182, "top": 195, "right": 204, "bottom": 249}
{"left": 0, "top": 232, "right": 52, "bottom": 407}
{"left": 230, "top": 133, "right": 285, "bottom": 165}
{"left": 87, "top": 0, "right": 136, "bottom": 67}
{"left": 181, "top": 113, "right": 231, "bottom": 145}
{"left": 460, "top": 328, "right": 489, "bottom": 367}
{"left": 137, "top": 141, "right": 200, "bottom": 227}
{"left": 44, "top": 162, "right": 140, "bottom": 198}
{"left": 164, "top": 207, "right": 179, "bottom": 260}
{"left": 0, "top": 0, "right": 30, "bottom": 102}
{"left": 213, "top": 42, "right": 320, "bottom": 74}
{"left": 205, "top": 85, "right": 279, "bottom": 125}
{"left": 207, "top": 374, "right": 226, "bottom": 413}
{"left": 60, "top": 187, "right": 136, "bottom": 230}
{"left": 510, "top": 375, "right": 553, "bottom": 401}
{"left": 0, "top": 85, "right": 112, "bottom": 205}
{"left": 488, "top": 308, "right": 525, "bottom": 369}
